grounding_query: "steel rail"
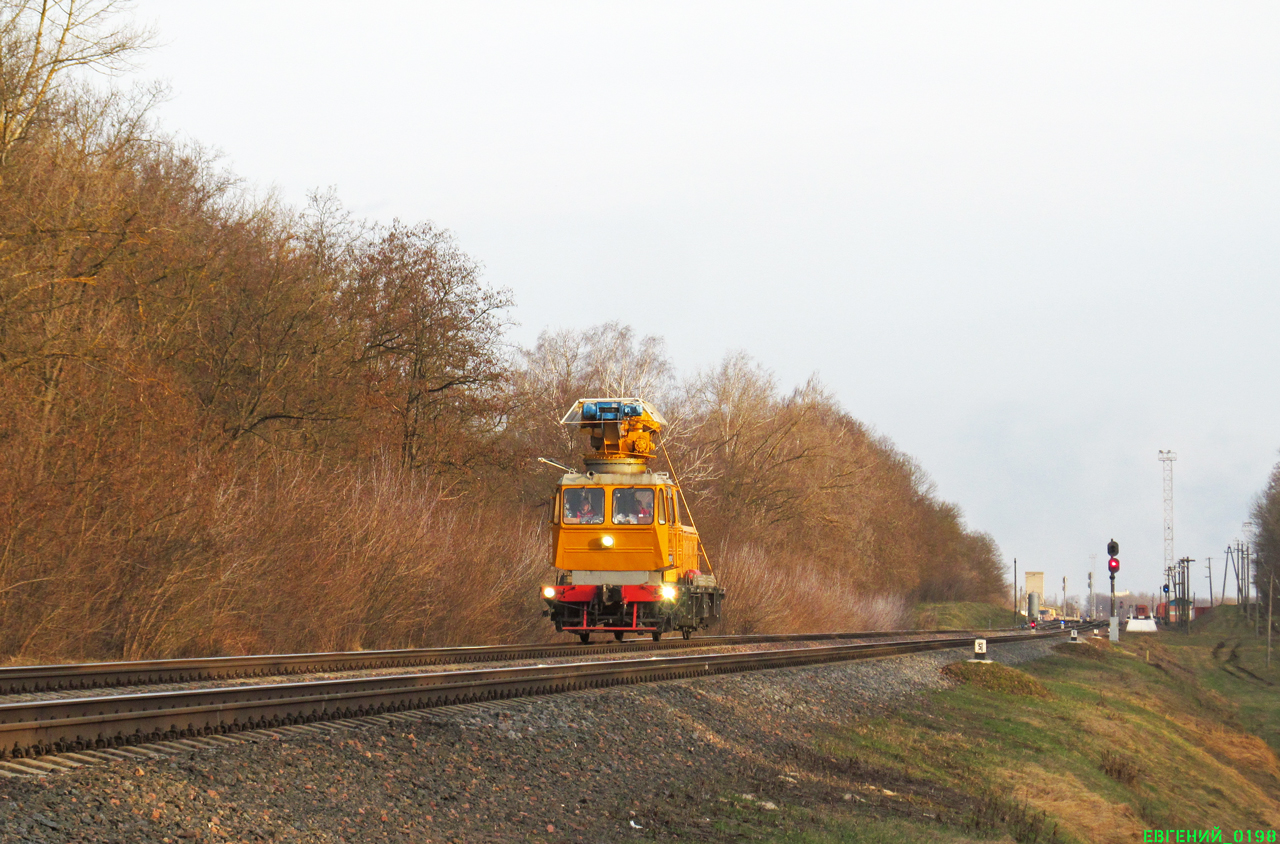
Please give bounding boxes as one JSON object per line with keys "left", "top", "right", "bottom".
{"left": 0, "top": 630, "right": 1072, "bottom": 760}
{"left": 0, "top": 627, "right": 1032, "bottom": 695}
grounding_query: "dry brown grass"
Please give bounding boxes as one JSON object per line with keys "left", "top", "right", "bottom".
{"left": 997, "top": 766, "right": 1145, "bottom": 844}
{"left": 205, "top": 458, "right": 550, "bottom": 654}
{"left": 1197, "top": 721, "right": 1280, "bottom": 781}
{"left": 0, "top": 455, "right": 550, "bottom": 663}
{"left": 713, "top": 542, "right": 909, "bottom": 634}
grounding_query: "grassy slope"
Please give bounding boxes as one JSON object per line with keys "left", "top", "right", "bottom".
{"left": 915, "top": 601, "right": 1022, "bottom": 631}
{"left": 1180, "top": 605, "right": 1280, "bottom": 754}
{"left": 749, "top": 621, "right": 1280, "bottom": 844}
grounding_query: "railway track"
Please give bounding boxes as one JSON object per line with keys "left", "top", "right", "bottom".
{"left": 0, "top": 627, "right": 1032, "bottom": 695}
{"left": 0, "top": 629, "right": 1077, "bottom": 762}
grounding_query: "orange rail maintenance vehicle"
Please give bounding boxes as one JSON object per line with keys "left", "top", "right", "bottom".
{"left": 540, "top": 398, "right": 724, "bottom": 642}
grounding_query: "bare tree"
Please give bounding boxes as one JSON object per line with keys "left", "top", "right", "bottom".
{"left": 509, "top": 323, "right": 675, "bottom": 471}
{"left": 343, "top": 221, "right": 512, "bottom": 473}
{"left": 0, "top": 0, "right": 150, "bottom": 172}
{"left": 1253, "top": 459, "right": 1280, "bottom": 603}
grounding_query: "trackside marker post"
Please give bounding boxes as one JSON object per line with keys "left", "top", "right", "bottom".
{"left": 968, "top": 638, "right": 991, "bottom": 663}
{"left": 1070, "top": 629, "right": 1079, "bottom": 644}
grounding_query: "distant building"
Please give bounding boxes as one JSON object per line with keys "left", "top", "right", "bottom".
{"left": 1025, "top": 572, "right": 1044, "bottom": 621}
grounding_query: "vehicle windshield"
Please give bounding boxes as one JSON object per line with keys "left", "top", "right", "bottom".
{"left": 562, "top": 488, "right": 604, "bottom": 525}
{"left": 612, "top": 488, "right": 655, "bottom": 525}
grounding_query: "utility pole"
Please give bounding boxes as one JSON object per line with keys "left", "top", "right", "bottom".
{"left": 1244, "top": 522, "right": 1254, "bottom": 607}
{"left": 1234, "top": 540, "right": 1252, "bottom": 631}
{"left": 1206, "top": 557, "right": 1214, "bottom": 608}
{"left": 1222, "top": 546, "right": 1232, "bottom": 613}
{"left": 1230, "top": 542, "right": 1244, "bottom": 612}
{"left": 1176, "top": 557, "right": 1184, "bottom": 633}
{"left": 1178, "top": 557, "right": 1195, "bottom": 633}
{"left": 1240, "top": 523, "right": 1257, "bottom": 632}
{"left": 1089, "top": 553, "right": 1097, "bottom": 620}
{"left": 1269, "top": 570, "right": 1274, "bottom": 669}
{"left": 1088, "top": 571, "right": 1094, "bottom": 621}
{"left": 1012, "top": 557, "right": 1017, "bottom": 627}
{"left": 1250, "top": 545, "right": 1259, "bottom": 636}
{"left": 1236, "top": 540, "right": 1251, "bottom": 628}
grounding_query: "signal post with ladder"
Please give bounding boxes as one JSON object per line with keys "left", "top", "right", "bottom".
{"left": 1107, "top": 538, "right": 1121, "bottom": 642}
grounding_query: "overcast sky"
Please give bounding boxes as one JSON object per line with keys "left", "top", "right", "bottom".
{"left": 127, "top": 1, "right": 1280, "bottom": 605}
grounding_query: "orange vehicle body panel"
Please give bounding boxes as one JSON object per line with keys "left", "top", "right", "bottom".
{"left": 552, "top": 482, "right": 704, "bottom": 582}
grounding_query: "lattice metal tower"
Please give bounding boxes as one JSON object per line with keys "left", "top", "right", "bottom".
{"left": 1159, "top": 450, "right": 1177, "bottom": 584}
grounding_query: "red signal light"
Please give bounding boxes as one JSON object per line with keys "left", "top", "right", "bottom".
{"left": 1108, "top": 557, "right": 1119, "bottom": 574}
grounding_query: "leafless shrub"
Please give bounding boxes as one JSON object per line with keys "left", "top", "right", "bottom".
{"left": 1100, "top": 749, "right": 1142, "bottom": 786}
{"left": 205, "top": 456, "right": 549, "bottom": 655}
{"left": 963, "top": 786, "right": 1060, "bottom": 842}
{"left": 715, "top": 542, "right": 908, "bottom": 634}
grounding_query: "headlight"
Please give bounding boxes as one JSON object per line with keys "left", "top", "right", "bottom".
{"left": 601, "top": 535, "right": 614, "bottom": 548}
{"left": 660, "top": 585, "right": 676, "bottom": 601}
{"left": 542, "top": 586, "right": 556, "bottom": 599}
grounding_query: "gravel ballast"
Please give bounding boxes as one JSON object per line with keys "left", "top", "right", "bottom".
{"left": 0, "top": 638, "right": 1060, "bottom": 843}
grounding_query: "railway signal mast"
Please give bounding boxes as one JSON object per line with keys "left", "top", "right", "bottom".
{"left": 1107, "top": 538, "right": 1120, "bottom": 642}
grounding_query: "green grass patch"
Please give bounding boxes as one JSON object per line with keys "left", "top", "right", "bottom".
{"left": 941, "top": 660, "right": 1053, "bottom": 698}
{"left": 1150, "top": 605, "right": 1280, "bottom": 756}
{"left": 916, "top": 601, "right": 1021, "bottom": 630}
